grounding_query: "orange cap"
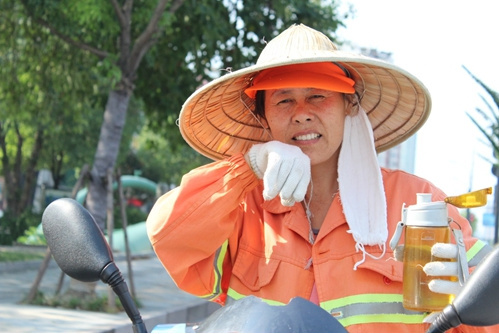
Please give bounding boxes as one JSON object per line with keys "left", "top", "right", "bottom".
{"left": 244, "top": 62, "right": 355, "bottom": 98}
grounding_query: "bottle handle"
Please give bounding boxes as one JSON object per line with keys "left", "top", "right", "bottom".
{"left": 451, "top": 223, "right": 470, "bottom": 285}
{"left": 389, "top": 203, "right": 407, "bottom": 250}
{"left": 389, "top": 221, "right": 405, "bottom": 250}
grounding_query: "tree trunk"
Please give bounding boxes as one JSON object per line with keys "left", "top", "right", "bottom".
{"left": 20, "top": 127, "right": 44, "bottom": 211}
{"left": 0, "top": 122, "right": 43, "bottom": 216}
{"left": 86, "top": 88, "right": 131, "bottom": 230}
{"left": 63, "top": 89, "right": 130, "bottom": 300}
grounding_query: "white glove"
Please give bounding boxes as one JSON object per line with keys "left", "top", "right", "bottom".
{"left": 246, "top": 141, "right": 311, "bottom": 206}
{"left": 393, "top": 243, "right": 464, "bottom": 295}
{"left": 424, "top": 243, "right": 463, "bottom": 295}
{"left": 422, "top": 243, "right": 466, "bottom": 323}
{"left": 394, "top": 242, "right": 467, "bottom": 324}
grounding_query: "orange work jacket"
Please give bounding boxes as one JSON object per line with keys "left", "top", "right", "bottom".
{"left": 147, "top": 153, "right": 497, "bottom": 333}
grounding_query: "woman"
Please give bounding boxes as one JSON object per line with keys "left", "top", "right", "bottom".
{"left": 146, "top": 24, "right": 495, "bottom": 332}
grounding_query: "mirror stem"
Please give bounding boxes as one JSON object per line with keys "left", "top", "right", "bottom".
{"left": 100, "top": 262, "right": 147, "bottom": 333}
{"left": 427, "top": 303, "right": 463, "bottom": 332}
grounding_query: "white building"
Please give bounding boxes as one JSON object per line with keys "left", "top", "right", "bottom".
{"left": 355, "top": 47, "right": 418, "bottom": 173}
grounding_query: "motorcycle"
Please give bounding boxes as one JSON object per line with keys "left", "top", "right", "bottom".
{"left": 41, "top": 198, "right": 499, "bottom": 333}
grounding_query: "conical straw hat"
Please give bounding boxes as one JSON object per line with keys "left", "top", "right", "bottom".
{"left": 179, "top": 24, "right": 431, "bottom": 160}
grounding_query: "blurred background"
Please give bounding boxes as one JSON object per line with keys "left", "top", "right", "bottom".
{"left": 1, "top": 0, "right": 497, "bottom": 253}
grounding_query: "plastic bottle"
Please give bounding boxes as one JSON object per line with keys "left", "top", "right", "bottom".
{"left": 402, "top": 194, "right": 453, "bottom": 312}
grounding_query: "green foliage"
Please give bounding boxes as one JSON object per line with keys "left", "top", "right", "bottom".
{"left": 119, "top": 125, "right": 210, "bottom": 185}
{"left": 97, "top": 55, "right": 122, "bottom": 87}
{"left": 0, "top": 1, "right": 145, "bottom": 212}
{"left": 0, "top": 210, "right": 42, "bottom": 245}
{"left": 0, "top": 249, "right": 45, "bottom": 262}
{"left": 16, "top": 226, "right": 46, "bottom": 245}
{"left": 0, "top": 1, "right": 113, "bottom": 212}
{"left": 19, "top": 0, "right": 118, "bottom": 51}
{"left": 113, "top": 204, "right": 149, "bottom": 230}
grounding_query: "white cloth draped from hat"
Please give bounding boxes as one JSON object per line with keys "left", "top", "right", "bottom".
{"left": 338, "top": 106, "right": 387, "bottom": 269}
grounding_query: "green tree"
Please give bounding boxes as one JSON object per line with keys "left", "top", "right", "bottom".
{"left": 123, "top": 125, "right": 210, "bottom": 186}
{"left": 0, "top": 1, "right": 148, "bottom": 206}
{"left": 464, "top": 65, "right": 499, "bottom": 243}
{"left": 17, "top": 0, "right": 349, "bottom": 232}
{"left": 0, "top": 3, "right": 146, "bottom": 245}
{"left": 0, "top": 4, "right": 109, "bottom": 244}
{"left": 0, "top": 5, "right": 47, "bottom": 217}
{"left": 0, "top": 3, "right": 98, "bottom": 217}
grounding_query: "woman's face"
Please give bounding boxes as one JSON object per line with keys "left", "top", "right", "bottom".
{"left": 264, "top": 87, "right": 347, "bottom": 166}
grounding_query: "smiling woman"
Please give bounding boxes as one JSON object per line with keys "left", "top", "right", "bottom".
{"left": 262, "top": 88, "right": 346, "bottom": 167}
{"left": 146, "top": 24, "right": 498, "bottom": 333}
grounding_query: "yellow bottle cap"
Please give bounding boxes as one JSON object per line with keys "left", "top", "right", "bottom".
{"left": 444, "top": 187, "right": 493, "bottom": 208}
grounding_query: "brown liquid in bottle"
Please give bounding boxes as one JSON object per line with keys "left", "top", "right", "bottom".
{"left": 402, "top": 226, "right": 454, "bottom": 311}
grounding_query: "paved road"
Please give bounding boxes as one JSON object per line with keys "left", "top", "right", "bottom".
{"left": 0, "top": 250, "right": 220, "bottom": 333}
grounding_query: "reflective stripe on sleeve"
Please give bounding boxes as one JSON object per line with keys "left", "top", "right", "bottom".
{"left": 322, "top": 294, "right": 425, "bottom": 327}
{"left": 199, "top": 240, "right": 229, "bottom": 301}
{"left": 467, "top": 239, "right": 492, "bottom": 267}
{"left": 339, "top": 313, "right": 426, "bottom": 327}
{"left": 227, "top": 290, "right": 425, "bottom": 327}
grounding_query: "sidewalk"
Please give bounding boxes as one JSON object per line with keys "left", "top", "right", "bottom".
{"left": 0, "top": 250, "right": 220, "bottom": 333}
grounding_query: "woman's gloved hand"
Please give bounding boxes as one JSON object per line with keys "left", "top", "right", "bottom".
{"left": 394, "top": 240, "right": 469, "bottom": 323}
{"left": 424, "top": 243, "right": 464, "bottom": 295}
{"left": 246, "top": 141, "right": 311, "bottom": 206}
{"left": 393, "top": 243, "right": 465, "bottom": 295}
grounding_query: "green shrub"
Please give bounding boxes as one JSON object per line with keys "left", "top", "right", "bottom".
{"left": 17, "top": 226, "right": 47, "bottom": 246}
{"left": 0, "top": 210, "right": 42, "bottom": 245}
{"left": 113, "top": 205, "right": 148, "bottom": 229}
